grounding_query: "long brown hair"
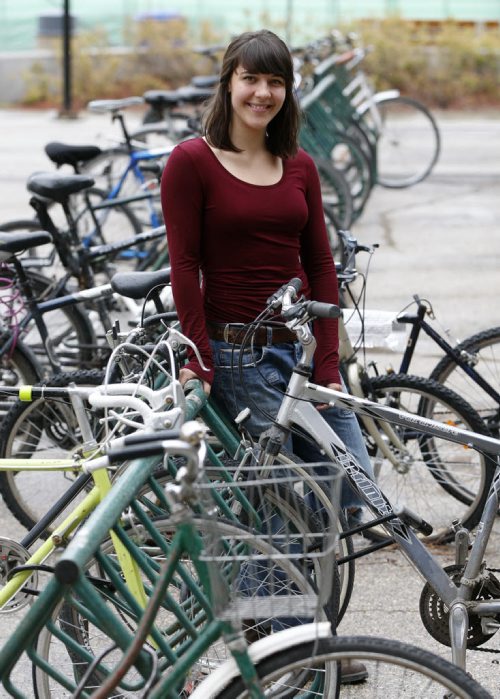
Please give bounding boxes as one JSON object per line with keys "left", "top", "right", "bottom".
{"left": 203, "top": 30, "right": 301, "bottom": 158}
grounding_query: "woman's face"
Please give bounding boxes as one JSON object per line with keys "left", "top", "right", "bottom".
{"left": 228, "top": 64, "right": 287, "bottom": 134}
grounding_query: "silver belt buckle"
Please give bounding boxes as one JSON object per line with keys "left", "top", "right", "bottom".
{"left": 223, "top": 324, "right": 231, "bottom": 343}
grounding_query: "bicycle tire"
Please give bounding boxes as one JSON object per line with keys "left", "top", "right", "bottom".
{"left": 313, "top": 158, "right": 354, "bottom": 231}
{"left": 359, "top": 95, "right": 440, "bottom": 188}
{"left": 0, "top": 369, "right": 106, "bottom": 531}
{"left": 148, "top": 457, "right": 343, "bottom": 629}
{"left": 0, "top": 225, "right": 98, "bottom": 371}
{"left": 78, "top": 146, "right": 133, "bottom": 192}
{"left": 213, "top": 634, "right": 492, "bottom": 698}
{"left": 255, "top": 449, "right": 355, "bottom": 625}
{"left": 73, "top": 185, "right": 143, "bottom": 244}
{"left": 0, "top": 332, "right": 42, "bottom": 416}
{"left": 366, "top": 373, "right": 493, "bottom": 542}
{"left": 79, "top": 147, "right": 164, "bottom": 231}
{"left": 429, "top": 325, "right": 500, "bottom": 437}
{"left": 322, "top": 203, "right": 346, "bottom": 263}
{"left": 129, "top": 120, "right": 195, "bottom": 148}
{"left": 32, "top": 516, "right": 338, "bottom": 698}
{"left": 327, "top": 131, "right": 374, "bottom": 220}
{"left": 301, "top": 125, "right": 374, "bottom": 221}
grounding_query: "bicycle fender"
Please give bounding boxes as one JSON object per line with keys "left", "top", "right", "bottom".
{"left": 356, "top": 89, "right": 400, "bottom": 116}
{"left": 189, "top": 622, "right": 332, "bottom": 698}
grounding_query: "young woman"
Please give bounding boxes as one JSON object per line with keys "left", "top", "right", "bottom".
{"left": 161, "top": 28, "right": 373, "bottom": 684}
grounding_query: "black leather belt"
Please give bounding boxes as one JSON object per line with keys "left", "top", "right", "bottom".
{"left": 207, "top": 323, "right": 296, "bottom": 346}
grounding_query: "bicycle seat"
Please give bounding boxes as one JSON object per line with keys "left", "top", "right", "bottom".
{"left": 27, "top": 172, "right": 95, "bottom": 203}
{"left": 191, "top": 75, "right": 218, "bottom": 89}
{"left": 143, "top": 90, "right": 182, "bottom": 108}
{"left": 87, "top": 96, "right": 144, "bottom": 113}
{"left": 110, "top": 268, "right": 172, "bottom": 299}
{"left": 45, "top": 142, "right": 102, "bottom": 168}
{"left": 0, "top": 230, "right": 53, "bottom": 261}
{"left": 176, "top": 85, "right": 214, "bottom": 102}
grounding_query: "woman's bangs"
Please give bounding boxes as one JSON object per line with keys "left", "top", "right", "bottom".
{"left": 238, "top": 41, "right": 291, "bottom": 83}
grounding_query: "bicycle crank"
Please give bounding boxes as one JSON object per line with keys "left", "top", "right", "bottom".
{"left": 0, "top": 537, "right": 39, "bottom": 613}
{"left": 419, "top": 564, "right": 500, "bottom": 648}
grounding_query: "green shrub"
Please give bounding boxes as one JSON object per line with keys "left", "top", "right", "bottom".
{"left": 352, "top": 18, "right": 500, "bottom": 108}
{"left": 21, "top": 17, "right": 500, "bottom": 109}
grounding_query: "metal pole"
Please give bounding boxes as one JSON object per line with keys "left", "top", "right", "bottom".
{"left": 285, "top": 0, "right": 293, "bottom": 46}
{"left": 59, "top": 0, "right": 77, "bottom": 118}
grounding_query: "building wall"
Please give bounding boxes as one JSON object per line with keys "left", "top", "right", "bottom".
{"left": 1, "top": 0, "right": 499, "bottom": 104}
{"left": 2, "top": 0, "right": 500, "bottom": 53}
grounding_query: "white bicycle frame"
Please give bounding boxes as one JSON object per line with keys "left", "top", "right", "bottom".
{"left": 261, "top": 286, "right": 500, "bottom": 671}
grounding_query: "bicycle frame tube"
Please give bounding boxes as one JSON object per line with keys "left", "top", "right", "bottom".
{"left": 109, "top": 154, "right": 162, "bottom": 229}
{"left": 399, "top": 313, "right": 500, "bottom": 406}
{"left": 340, "top": 319, "right": 412, "bottom": 466}
{"left": 285, "top": 376, "right": 500, "bottom": 612}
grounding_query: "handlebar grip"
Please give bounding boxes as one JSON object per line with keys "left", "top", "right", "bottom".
{"left": 267, "top": 278, "right": 303, "bottom": 307}
{"left": 288, "top": 277, "right": 303, "bottom": 293}
{"left": 305, "top": 301, "right": 342, "bottom": 319}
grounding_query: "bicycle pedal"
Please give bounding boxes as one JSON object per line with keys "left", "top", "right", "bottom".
{"left": 395, "top": 505, "right": 433, "bottom": 536}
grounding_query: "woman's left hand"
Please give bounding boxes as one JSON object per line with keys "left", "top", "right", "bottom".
{"left": 316, "top": 382, "right": 343, "bottom": 411}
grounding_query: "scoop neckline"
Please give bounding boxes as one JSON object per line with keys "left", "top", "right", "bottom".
{"left": 200, "top": 138, "right": 285, "bottom": 188}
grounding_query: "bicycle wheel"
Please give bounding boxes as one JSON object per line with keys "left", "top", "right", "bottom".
{"left": 0, "top": 333, "right": 42, "bottom": 417}
{"left": 0, "top": 370, "right": 105, "bottom": 531}
{"left": 24, "top": 270, "right": 97, "bottom": 372}
{"left": 214, "top": 634, "right": 492, "bottom": 698}
{"left": 327, "top": 131, "right": 374, "bottom": 221}
{"left": 80, "top": 147, "right": 163, "bottom": 229}
{"left": 313, "top": 158, "right": 354, "bottom": 231}
{"left": 78, "top": 146, "right": 132, "bottom": 192}
{"left": 251, "top": 449, "right": 355, "bottom": 626}
{"left": 323, "top": 204, "right": 346, "bottom": 263}
{"left": 0, "top": 224, "right": 99, "bottom": 371}
{"left": 129, "top": 119, "right": 196, "bottom": 148}
{"left": 360, "top": 95, "right": 440, "bottom": 188}
{"left": 430, "top": 326, "right": 500, "bottom": 437}
{"left": 150, "top": 456, "right": 344, "bottom": 629}
{"left": 33, "top": 516, "right": 338, "bottom": 698}
{"left": 366, "top": 373, "right": 492, "bottom": 542}
{"left": 73, "top": 186, "right": 143, "bottom": 245}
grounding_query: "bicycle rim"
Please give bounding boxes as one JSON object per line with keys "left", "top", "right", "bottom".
{"left": 0, "top": 370, "right": 105, "bottom": 531}
{"left": 429, "top": 326, "right": 500, "bottom": 437}
{"left": 213, "top": 634, "right": 491, "bottom": 698}
{"left": 367, "top": 374, "right": 491, "bottom": 542}
{"left": 370, "top": 96, "right": 440, "bottom": 188}
{"left": 32, "top": 517, "right": 333, "bottom": 698}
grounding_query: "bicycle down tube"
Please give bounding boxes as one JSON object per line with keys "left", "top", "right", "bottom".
{"left": 276, "top": 366, "right": 500, "bottom": 670}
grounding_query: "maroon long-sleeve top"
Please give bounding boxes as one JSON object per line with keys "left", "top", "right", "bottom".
{"left": 160, "top": 137, "right": 340, "bottom": 386}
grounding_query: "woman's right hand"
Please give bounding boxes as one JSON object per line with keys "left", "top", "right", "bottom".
{"left": 179, "top": 367, "right": 211, "bottom": 396}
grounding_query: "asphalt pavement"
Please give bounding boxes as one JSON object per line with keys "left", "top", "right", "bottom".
{"left": 0, "top": 105, "right": 499, "bottom": 696}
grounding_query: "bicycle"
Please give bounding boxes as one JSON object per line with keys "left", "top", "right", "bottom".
{"left": 236, "top": 278, "right": 500, "bottom": 676}
{"left": 336, "top": 228, "right": 500, "bottom": 437}
{"left": 0, "top": 340, "right": 343, "bottom": 696}
{"left": 0, "top": 227, "right": 170, "bottom": 402}
{"left": 0, "top": 420, "right": 490, "bottom": 698}
{"left": 398, "top": 299, "right": 500, "bottom": 436}
{"left": 308, "top": 32, "right": 441, "bottom": 189}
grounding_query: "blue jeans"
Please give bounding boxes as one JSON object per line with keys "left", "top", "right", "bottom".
{"left": 210, "top": 339, "right": 374, "bottom": 509}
